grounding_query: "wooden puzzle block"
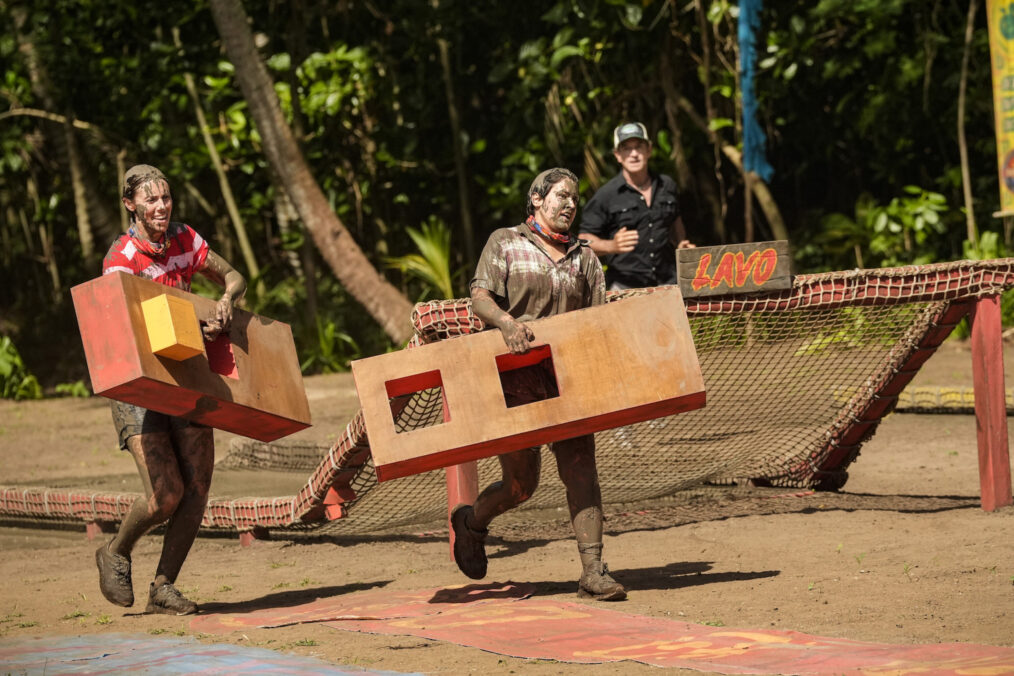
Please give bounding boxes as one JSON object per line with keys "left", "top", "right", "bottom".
{"left": 678, "top": 240, "right": 793, "bottom": 298}
{"left": 352, "top": 289, "right": 706, "bottom": 481}
{"left": 141, "top": 293, "right": 204, "bottom": 361}
{"left": 72, "top": 272, "right": 311, "bottom": 442}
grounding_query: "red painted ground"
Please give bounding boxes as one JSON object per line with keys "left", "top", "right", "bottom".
{"left": 192, "top": 583, "right": 1014, "bottom": 674}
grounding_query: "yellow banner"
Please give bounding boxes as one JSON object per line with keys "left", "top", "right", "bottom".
{"left": 987, "top": 0, "right": 1014, "bottom": 214}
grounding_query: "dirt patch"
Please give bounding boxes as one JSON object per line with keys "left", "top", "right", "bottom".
{"left": 0, "top": 339, "right": 1012, "bottom": 675}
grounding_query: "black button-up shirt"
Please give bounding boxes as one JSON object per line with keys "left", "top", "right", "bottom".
{"left": 578, "top": 172, "right": 681, "bottom": 287}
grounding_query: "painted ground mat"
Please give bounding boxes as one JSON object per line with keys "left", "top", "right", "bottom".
{"left": 0, "top": 632, "right": 414, "bottom": 675}
{"left": 191, "top": 582, "right": 1014, "bottom": 675}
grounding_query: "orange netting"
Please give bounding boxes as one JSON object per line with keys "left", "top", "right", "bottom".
{"left": 2, "top": 259, "right": 1012, "bottom": 534}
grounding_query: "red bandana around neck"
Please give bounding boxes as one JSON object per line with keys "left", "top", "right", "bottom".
{"left": 526, "top": 215, "right": 571, "bottom": 245}
{"left": 128, "top": 224, "right": 169, "bottom": 256}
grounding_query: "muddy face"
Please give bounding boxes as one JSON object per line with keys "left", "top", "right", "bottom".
{"left": 123, "top": 179, "right": 172, "bottom": 243}
{"left": 534, "top": 178, "right": 578, "bottom": 234}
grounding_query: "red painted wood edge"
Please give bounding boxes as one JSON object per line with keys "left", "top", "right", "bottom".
{"left": 970, "top": 295, "right": 1013, "bottom": 512}
{"left": 379, "top": 391, "right": 707, "bottom": 482}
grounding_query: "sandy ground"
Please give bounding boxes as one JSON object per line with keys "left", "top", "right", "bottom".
{"left": 0, "top": 338, "right": 1012, "bottom": 675}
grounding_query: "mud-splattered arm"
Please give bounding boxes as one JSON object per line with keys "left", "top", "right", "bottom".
{"left": 198, "top": 250, "right": 247, "bottom": 340}
{"left": 470, "top": 286, "right": 534, "bottom": 355}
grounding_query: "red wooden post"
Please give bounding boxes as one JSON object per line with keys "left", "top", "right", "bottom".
{"left": 444, "top": 393, "right": 479, "bottom": 559}
{"left": 238, "top": 526, "right": 269, "bottom": 547}
{"left": 970, "top": 294, "right": 1013, "bottom": 512}
{"left": 85, "top": 521, "right": 103, "bottom": 541}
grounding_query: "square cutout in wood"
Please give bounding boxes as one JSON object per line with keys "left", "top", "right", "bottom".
{"left": 385, "top": 369, "right": 446, "bottom": 433}
{"left": 495, "top": 345, "right": 559, "bottom": 408}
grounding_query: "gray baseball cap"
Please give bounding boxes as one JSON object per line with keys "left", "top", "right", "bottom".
{"left": 612, "top": 122, "right": 649, "bottom": 149}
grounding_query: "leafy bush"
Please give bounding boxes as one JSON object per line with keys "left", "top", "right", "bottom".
{"left": 299, "top": 317, "right": 360, "bottom": 374}
{"left": 385, "top": 217, "right": 465, "bottom": 301}
{"left": 55, "top": 380, "right": 91, "bottom": 398}
{"left": 0, "top": 337, "right": 42, "bottom": 401}
{"left": 816, "top": 187, "right": 950, "bottom": 270}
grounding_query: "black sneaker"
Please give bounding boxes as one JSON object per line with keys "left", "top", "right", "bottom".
{"left": 95, "top": 543, "right": 133, "bottom": 607}
{"left": 450, "top": 504, "right": 488, "bottom": 580}
{"left": 146, "top": 582, "right": 197, "bottom": 616}
{"left": 577, "top": 562, "right": 627, "bottom": 601}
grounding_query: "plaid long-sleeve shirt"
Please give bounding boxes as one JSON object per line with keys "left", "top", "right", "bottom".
{"left": 471, "top": 224, "right": 606, "bottom": 321}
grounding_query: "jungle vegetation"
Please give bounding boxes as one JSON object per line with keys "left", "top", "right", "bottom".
{"left": 0, "top": 0, "right": 1006, "bottom": 393}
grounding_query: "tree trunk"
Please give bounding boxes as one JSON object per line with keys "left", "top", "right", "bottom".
{"left": 437, "top": 36, "right": 475, "bottom": 266}
{"left": 957, "top": 0, "right": 979, "bottom": 245}
{"left": 209, "top": 0, "right": 413, "bottom": 344}
{"left": 743, "top": 170, "right": 754, "bottom": 243}
{"left": 173, "top": 28, "right": 262, "bottom": 291}
{"left": 676, "top": 95, "right": 789, "bottom": 242}
{"left": 695, "top": 0, "right": 729, "bottom": 233}
{"left": 11, "top": 7, "right": 119, "bottom": 254}
{"left": 723, "top": 146, "right": 787, "bottom": 241}
{"left": 63, "top": 115, "right": 94, "bottom": 260}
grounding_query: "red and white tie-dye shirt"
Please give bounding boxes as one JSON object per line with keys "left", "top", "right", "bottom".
{"left": 102, "top": 222, "right": 210, "bottom": 291}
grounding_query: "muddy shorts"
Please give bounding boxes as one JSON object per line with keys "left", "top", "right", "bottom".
{"left": 109, "top": 400, "right": 207, "bottom": 450}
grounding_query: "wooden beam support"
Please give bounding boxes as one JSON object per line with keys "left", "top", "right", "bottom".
{"left": 970, "top": 294, "right": 1013, "bottom": 511}
{"left": 238, "top": 526, "right": 269, "bottom": 547}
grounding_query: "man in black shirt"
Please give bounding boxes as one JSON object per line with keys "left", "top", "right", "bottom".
{"left": 578, "top": 122, "right": 693, "bottom": 290}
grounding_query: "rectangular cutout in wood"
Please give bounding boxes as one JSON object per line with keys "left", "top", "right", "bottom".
{"left": 385, "top": 369, "right": 446, "bottom": 433}
{"left": 495, "top": 345, "right": 559, "bottom": 408}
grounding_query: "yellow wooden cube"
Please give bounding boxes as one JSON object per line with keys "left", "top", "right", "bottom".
{"left": 141, "top": 293, "right": 204, "bottom": 361}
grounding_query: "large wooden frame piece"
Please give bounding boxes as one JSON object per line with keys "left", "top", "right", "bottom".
{"left": 72, "top": 272, "right": 311, "bottom": 442}
{"left": 353, "top": 289, "right": 706, "bottom": 481}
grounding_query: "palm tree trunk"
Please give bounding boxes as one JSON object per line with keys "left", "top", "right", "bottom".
{"left": 209, "top": 0, "right": 413, "bottom": 343}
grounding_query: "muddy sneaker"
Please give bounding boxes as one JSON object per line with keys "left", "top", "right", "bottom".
{"left": 95, "top": 543, "right": 133, "bottom": 607}
{"left": 577, "top": 562, "right": 627, "bottom": 601}
{"left": 146, "top": 582, "right": 197, "bottom": 616}
{"left": 450, "top": 504, "right": 488, "bottom": 580}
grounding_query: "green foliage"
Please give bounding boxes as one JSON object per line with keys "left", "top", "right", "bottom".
{"left": 963, "top": 231, "right": 1006, "bottom": 261}
{"left": 0, "top": 337, "right": 42, "bottom": 401}
{"left": 300, "top": 317, "right": 360, "bottom": 374}
{"left": 794, "top": 308, "right": 867, "bottom": 356}
{"left": 815, "top": 187, "right": 950, "bottom": 269}
{"left": 385, "top": 217, "right": 463, "bottom": 301}
{"left": 1, "top": 0, "right": 1010, "bottom": 386}
{"left": 55, "top": 380, "right": 91, "bottom": 398}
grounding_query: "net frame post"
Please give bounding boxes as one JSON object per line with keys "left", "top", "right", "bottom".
{"left": 238, "top": 526, "right": 269, "bottom": 547}
{"left": 970, "top": 293, "right": 1013, "bottom": 512}
{"left": 445, "top": 462, "right": 479, "bottom": 559}
{"left": 443, "top": 394, "right": 479, "bottom": 559}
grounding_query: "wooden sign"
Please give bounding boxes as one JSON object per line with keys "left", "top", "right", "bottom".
{"left": 72, "top": 272, "right": 311, "bottom": 442}
{"left": 351, "top": 289, "right": 706, "bottom": 481}
{"left": 678, "top": 240, "right": 792, "bottom": 298}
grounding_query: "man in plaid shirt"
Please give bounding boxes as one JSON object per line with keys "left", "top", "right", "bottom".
{"left": 450, "top": 167, "right": 626, "bottom": 601}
